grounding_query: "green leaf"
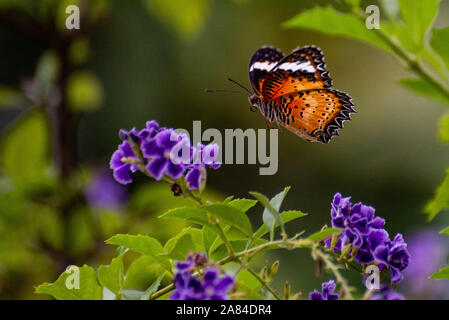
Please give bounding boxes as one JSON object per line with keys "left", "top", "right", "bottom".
{"left": 440, "top": 226, "right": 449, "bottom": 236}
{"left": 0, "top": 109, "right": 49, "bottom": 187}
{"left": 236, "top": 269, "right": 262, "bottom": 291}
{"left": 308, "top": 228, "right": 342, "bottom": 242}
{"left": 164, "top": 233, "right": 195, "bottom": 260}
{"left": 250, "top": 188, "right": 289, "bottom": 241}
{"left": 120, "top": 275, "right": 163, "bottom": 300}
{"left": 429, "top": 266, "right": 449, "bottom": 279}
{"left": 160, "top": 206, "right": 211, "bottom": 227}
{"left": 106, "top": 234, "right": 171, "bottom": 271}
{"left": 424, "top": 168, "right": 449, "bottom": 220}
{"left": 97, "top": 256, "right": 124, "bottom": 296}
{"left": 283, "top": 6, "right": 390, "bottom": 52}
{"left": 67, "top": 70, "right": 104, "bottom": 112}
{"left": 253, "top": 210, "right": 307, "bottom": 240}
{"left": 203, "top": 204, "right": 253, "bottom": 237}
{"left": 398, "top": 78, "right": 449, "bottom": 105}
{"left": 35, "top": 265, "right": 102, "bottom": 300}
{"left": 439, "top": 114, "right": 449, "bottom": 143}
{"left": 431, "top": 27, "right": 449, "bottom": 70}
{"left": 203, "top": 225, "right": 216, "bottom": 255}
{"left": 228, "top": 198, "right": 258, "bottom": 213}
{"left": 397, "top": 0, "right": 440, "bottom": 52}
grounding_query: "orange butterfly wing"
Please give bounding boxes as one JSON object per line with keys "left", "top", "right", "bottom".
{"left": 272, "top": 89, "right": 354, "bottom": 143}
{"left": 261, "top": 46, "right": 332, "bottom": 101}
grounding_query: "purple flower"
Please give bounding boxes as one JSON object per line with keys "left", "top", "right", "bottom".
{"left": 309, "top": 280, "right": 339, "bottom": 300}
{"left": 110, "top": 120, "right": 221, "bottom": 191}
{"left": 170, "top": 255, "right": 235, "bottom": 300}
{"left": 84, "top": 169, "right": 127, "bottom": 209}
{"left": 370, "top": 286, "right": 405, "bottom": 300}
{"left": 326, "top": 193, "right": 410, "bottom": 285}
{"left": 141, "top": 129, "right": 188, "bottom": 180}
{"left": 373, "top": 234, "right": 410, "bottom": 284}
{"left": 402, "top": 229, "right": 449, "bottom": 299}
{"left": 110, "top": 140, "right": 139, "bottom": 184}
{"left": 185, "top": 143, "right": 221, "bottom": 190}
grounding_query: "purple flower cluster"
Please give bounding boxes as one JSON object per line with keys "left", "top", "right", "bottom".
{"left": 309, "top": 280, "right": 339, "bottom": 300}
{"left": 326, "top": 193, "right": 410, "bottom": 284}
{"left": 370, "top": 286, "right": 404, "bottom": 300}
{"left": 110, "top": 120, "right": 221, "bottom": 190}
{"left": 170, "top": 254, "right": 235, "bottom": 300}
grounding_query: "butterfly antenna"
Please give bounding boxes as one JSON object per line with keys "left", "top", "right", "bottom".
{"left": 228, "top": 78, "right": 252, "bottom": 95}
{"left": 204, "top": 89, "right": 244, "bottom": 94}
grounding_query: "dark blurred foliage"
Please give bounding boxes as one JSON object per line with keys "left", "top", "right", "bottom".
{"left": 0, "top": 0, "right": 448, "bottom": 299}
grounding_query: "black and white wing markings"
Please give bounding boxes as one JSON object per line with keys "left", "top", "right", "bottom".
{"left": 248, "top": 46, "right": 284, "bottom": 95}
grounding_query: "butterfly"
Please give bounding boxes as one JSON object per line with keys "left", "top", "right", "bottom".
{"left": 247, "top": 45, "right": 355, "bottom": 143}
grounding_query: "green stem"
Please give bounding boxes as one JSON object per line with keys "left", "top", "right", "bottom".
{"left": 355, "top": 11, "right": 449, "bottom": 102}
{"left": 245, "top": 266, "right": 282, "bottom": 300}
{"left": 312, "top": 246, "right": 354, "bottom": 300}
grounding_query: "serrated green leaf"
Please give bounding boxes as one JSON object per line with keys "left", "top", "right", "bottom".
{"left": 97, "top": 256, "right": 124, "bottom": 296}
{"left": 431, "top": 27, "right": 449, "bottom": 70}
{"left": 35, "top": 265, "right": 102, "bottom": 300}
{"left": 106, "top": 234, "right": 170, "bottom": 271}
{"left": 399, "top": 78, "right": 449, "bottom": 105}
{"left": 283, "top": 6, "right": 390, "bottom": 52}
{"left": 308, "top": 228, "right": 342, "bottom": 242}
{"left": 253, "top": 210, "right": 307, "bottom": 240}
{"left": 440, "top": 226, "right": 449, "bottom": 236}
{"left": 203, "top": 204, "right": 253, "bottom": 237}
{"left": 425, "top": 168, "right": 449, "bottom": 220}
{"left": 429, "top": 266, "right": 449, "bottom": 279}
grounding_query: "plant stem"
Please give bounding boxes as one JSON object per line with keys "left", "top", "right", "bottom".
{"left": 354, "top": 11, "right": 449, "bottom": 102}
{"left": 312, "top": 246, "right": 355, "bottom": 300}
{"left": 245, "top": 266, "right": 282, "bottom": 300}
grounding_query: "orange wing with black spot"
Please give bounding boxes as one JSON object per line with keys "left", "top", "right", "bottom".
{"left": 273, "top": 89, "right": 354, "bottom": 143}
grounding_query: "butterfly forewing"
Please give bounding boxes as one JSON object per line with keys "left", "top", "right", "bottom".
{"left": 248, "top": 46, "right": 284, "bottom": 95}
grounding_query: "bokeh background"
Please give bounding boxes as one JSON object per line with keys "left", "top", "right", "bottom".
{"left": 0, "top": 0, "right": 448, "bottom": 299}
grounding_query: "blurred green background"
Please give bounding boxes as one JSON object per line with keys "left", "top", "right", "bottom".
{"left": 0, "top": 0, "right": 448, "bottom": 299}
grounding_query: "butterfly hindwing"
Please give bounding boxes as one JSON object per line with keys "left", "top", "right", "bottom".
{"left": 261, "top": 46, "right": 333, "bottom": 100}
{"left": 248, "top": 46, "right": 284, "bottom": 95}
{"left": 273, "top": 89, "right": 354, "bottom": 143}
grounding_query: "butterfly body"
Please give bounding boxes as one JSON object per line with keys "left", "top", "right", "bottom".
{"left": 248, "top": 45, "right": 355, "bottom": 143}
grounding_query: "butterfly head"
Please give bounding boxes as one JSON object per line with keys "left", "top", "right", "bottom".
{"left": 248, "top": 94, "right": 261, "bottom": 112}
